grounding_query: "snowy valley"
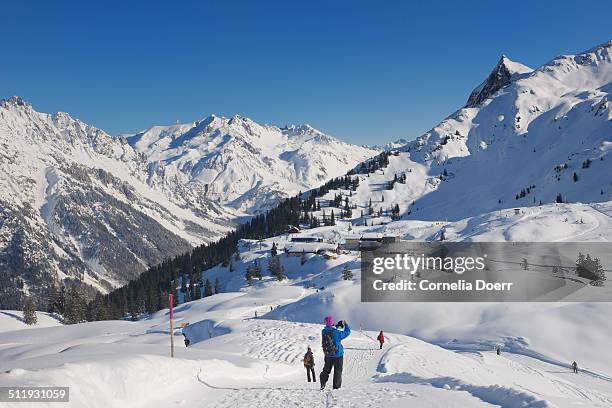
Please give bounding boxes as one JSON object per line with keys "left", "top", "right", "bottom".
{"left": 0, "top": 98, "right": 375, "bottom": 308}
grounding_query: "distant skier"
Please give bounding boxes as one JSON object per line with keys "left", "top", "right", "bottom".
{"left": 303, "top": 346, "right": 316, "bottom": 382}
{"left": 182, "top": 332, "right": 190, "bottom": 347}
{"left": 255, "top": 310, "right": 258, "bottom": 319}
{"left": 320, "top": 315, "right": 351, "bottom": 390}
{"left": 572, "top": 361, "right": 578, "bottom": 374}
{"left": 377, "top": 331, "right": 385, "bottom": 350}
{"left": 496, "top": 346, "right": 501, "bottom": 356}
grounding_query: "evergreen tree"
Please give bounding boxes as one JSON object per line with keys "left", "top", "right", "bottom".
{"left": 330, "top": 210, "right": 336, "bottom": 226}
{"left": 87, "top": 293, "right": 108, "bottom": 321}
{"left": 180, "top": 273, "right": 187, "bottom": 294}
{"left": 128, "top": 296, "right": 138, "bottom": 321}
{"left": 146, "top": 285, "right": 156, "bottom": 313}
{"left": 23, "top": 296, "right": 37, "bottom": 325}
{"left": 136, "top": 288, "right": 146, "bottom": 315}
{"left": 214, "top": 278, "right": 221, "bottom": 294}
{"left": 268, "top": 255, "right": 286, "bottom": 281}
{"left": 573, "top": 172, "right": 579, "bottom": 182}
{"left": 253, "top": 260, "right": 262, "bottom": 280}
{"left": 157, "top": 290, "right": 169, "bottom": 310}
{"left": 171, "top": 284, "right": 179, "bottom": 307}
{"left": 47, "top": 284, "right": 65, "bottom": 315}
{"left": 189, "top": 280, "right": 197, "bottom": 301}
{"left": 245, "top": 266, "right": 254, "bottom": 285}
{"left": 64, "top": 286, "right": 87, "bottom": 324}
{"left": 342, "top": 265, "right": 353, "bottom": 281}
{"left": 521, "top": 258, "right": 529, "bottom": 271}
{"left": 576, "top": 252, "right": 605, "bottom": 281}
{"left": 204, "top": 279, "right": 213, "bottom": 297}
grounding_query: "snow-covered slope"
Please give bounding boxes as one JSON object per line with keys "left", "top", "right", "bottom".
{"left": 194, "top": 199, "right": 612, "bottom": 369}
{"left": 0, "top": 310, "right": 62, "bottom": 333}
{"left": 384, "top": 40, "right": 612, "bottom": 221}
{"left": 1, "top": 247, "right": 611, "bottom": 408}
{"left": 127, "top": 117, "right": 376, "bottom": 213}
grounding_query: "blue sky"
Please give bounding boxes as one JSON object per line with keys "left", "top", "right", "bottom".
{"left": 2, "top": 1, "right": 610, "bottom": 145}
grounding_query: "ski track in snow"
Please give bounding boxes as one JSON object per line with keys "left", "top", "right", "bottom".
{"left": 204, "top": 321, "right": 420, "bottom": 407}
{"left": 193, "top": 322, "right": 612, "bottom": 407}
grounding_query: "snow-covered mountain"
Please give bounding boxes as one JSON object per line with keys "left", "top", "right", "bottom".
{"left": 0, "top": 97, "right": 233, "bottom": 307}
{"left": 0, "top": 98, "right": 375, "bottom": 307}
{"left": 392, "top": 40, "right": 612, "bottom": 221}
{"left": 126, "top": 116, "right": 376, "bottom": 213}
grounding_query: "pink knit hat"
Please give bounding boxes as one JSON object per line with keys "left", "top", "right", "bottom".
{"left": 324, "top": 315, "right": 334, "bottom": 326}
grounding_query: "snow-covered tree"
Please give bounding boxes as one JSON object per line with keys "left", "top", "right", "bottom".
{"left": 521, "top": 258, "right": 529, "bottom": 271}
{"left": 576, "top": 252, "right": 605, "bottom": 281}
{"left": 342, "top": 265, "right": 353, "bottom": 281}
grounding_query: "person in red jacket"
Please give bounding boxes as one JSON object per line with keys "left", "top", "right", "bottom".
{"left": 377, "top": 330, "right": 385, "bottom": 349}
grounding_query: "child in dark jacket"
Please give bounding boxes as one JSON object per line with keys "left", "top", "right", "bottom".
{"left": 303, "top": 347, "right": 316, "bottom": 382}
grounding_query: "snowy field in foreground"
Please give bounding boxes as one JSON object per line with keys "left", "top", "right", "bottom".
{"left": 1, "top": 293, "right": 612, "bottom": 408}
{"left": 1, "top": 202, "right": 612, "bottom": 407}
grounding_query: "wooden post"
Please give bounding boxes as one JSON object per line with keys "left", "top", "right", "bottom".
{"left": 169, "top": 293, "right": 175, "bottom": 358}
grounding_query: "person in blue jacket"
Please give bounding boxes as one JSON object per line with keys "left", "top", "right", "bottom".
{"left": 319, "top": 315, "right": 351, "bottom": 390}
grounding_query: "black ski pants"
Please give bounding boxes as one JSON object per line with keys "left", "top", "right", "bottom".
{"left": 306, "top": 365, "right": 316, "bottom": 382}
{"left": 320, "top": 356, "right": 343, "bottom": 389}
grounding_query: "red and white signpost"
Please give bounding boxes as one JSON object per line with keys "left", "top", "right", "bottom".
{"left": 169, "top": 293, "right": 175, "bottom": 358}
